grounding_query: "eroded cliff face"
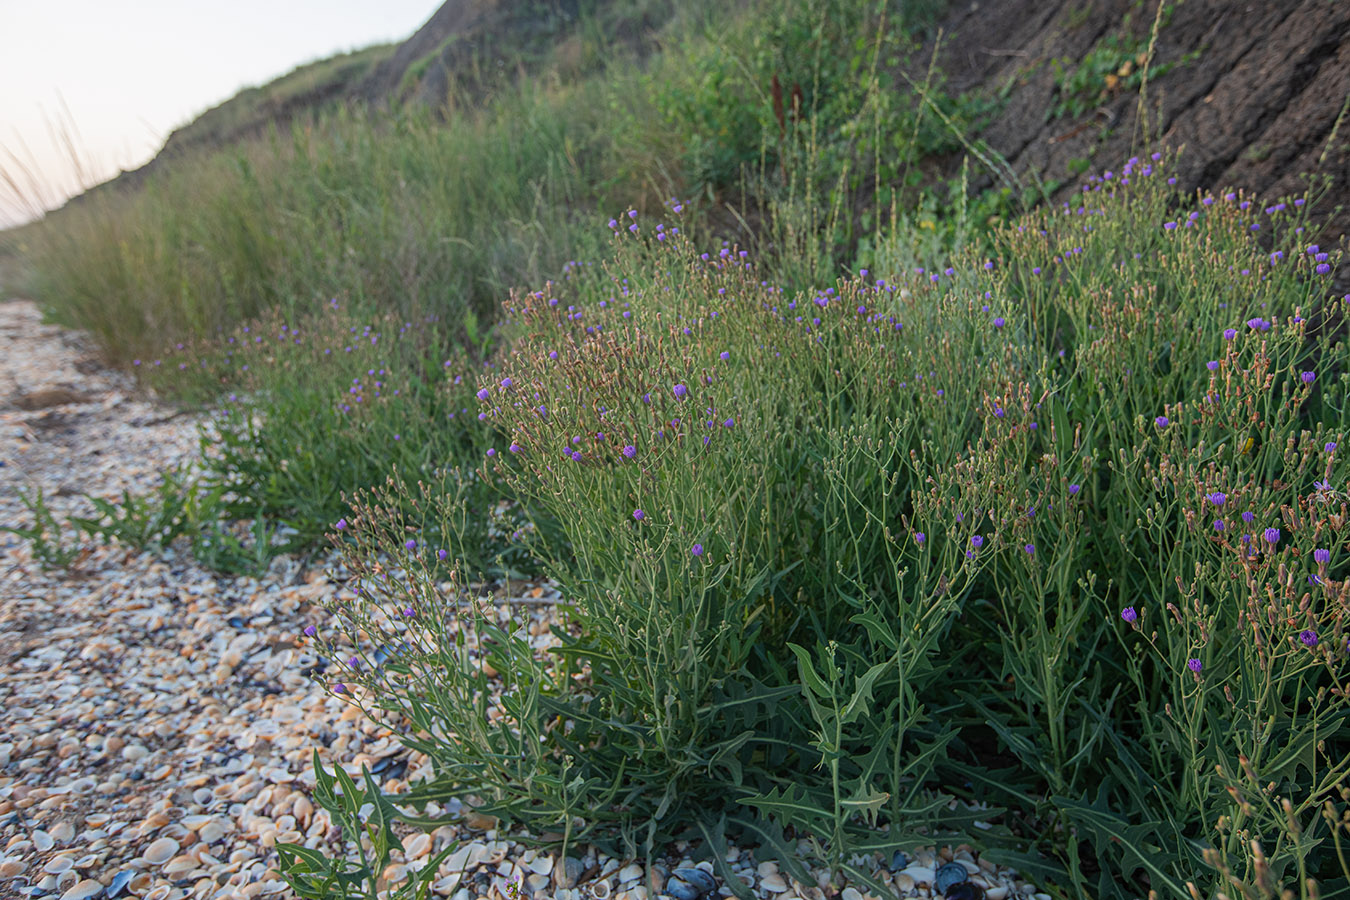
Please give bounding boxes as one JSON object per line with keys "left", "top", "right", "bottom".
{"left": 928, "top": 0, "right": 1349, "bottom": 261}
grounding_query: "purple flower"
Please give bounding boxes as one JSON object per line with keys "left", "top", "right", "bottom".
{"left": 633, "top": 509, "right": 645, "bottom": 521}
{"left": 1208, "top": 492, "right": 1226, "bottom": 506}
{"left": 1300, "top": 629, "right": 1319, "bottom": 647}
{"left": 720, "top": 351, "right": 730, "bottom": 360}
{"left": 1207, "top": 360, "right": 1219, "bottom": 371}
{"left": 1121, "top": 607, "right": 1138, "bottom": 623}
{"left": 1069, "top": 484, "right": 1081, "bottom": 495}
{"left": 1264, "top": 528, "right": 1280, "bottom": 545}
{"left": 1314, "top": 548, "right": 1331, "bottom": 564}
{"left": 673, "top": 383, "right": 688, "bottom": 399}
{"left": 1155, "top": 416, "right": 1169, "bottom": 428}
{"left": 438, "top": 549, "right": 448, "bottom": 561}
{"left": 1242, "top": 511, "right": 1255, "bottom": 524}
{"left": 570, "top": 450, "right": 582, "bottom": 462}
{"left": 1214, "top": 520, "right": 1226, "bottom": 532}
{"left": 405, "top": 539, "right": 417, "bottom": 551}
{"left": 486, "top": 448, "right": 496, "bottom": 457}
{"left": 1163, "top": 222, "right": 1178, "bottom": 231}
{"left": 691, "top": 543, "right": 704, "bottom": 557}
{"left": 622, "top": 445, "right": 636, "bottom": 458}
{"left": 1301, "top": 371, "right": 1316, "bottom": 384}
{"left": 304, "top": 625, "right": 316, "bottom": 637}
{"left": 723, "top": 418, "right": 734, "bottom": 428}
{"left": 971, "top": 535, "right": 984, "bottom": 548}
{"left": 510, "top": 442, "right": 521, "bottom": 453}
{"left": 477, "top": 388, "right": 490, "bottom": 401}
{"left": 1326, "top": 442, "right": 1337, "bottom": 453}
{"left": 993, "top": 317, "right": 1006, "bottom": 328}
{"left": 332, "top": 683, "right": 346, "bottom": 694}
{"left": 336, "top": 518, "right": 348, "bottom": 531}
{"left": 1024, "top": 544, "right": 1035, "bottom": 555}
{"left": 403, "top": 607, "right": 415, "bottom": 617}
{"left": 915, "top": 533, "right": 926, "bottom": 544}
{"left": 1187, "top": 659, "right": 1203, "bottom": 674}
{"left": 1224, "top": 328, "right": 1237, "bottom": 340}
{"left": 500, "top": 377, "right": 513, "bottom": 388}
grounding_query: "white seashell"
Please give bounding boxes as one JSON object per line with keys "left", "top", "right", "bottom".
{"left": 405, "top": 834, "right": 432, "bottom": 860}
{"left": 199, "top": 821, "right": 227, "bottom": 844}
{"left": 0, "top": 859, "right": 27, "bottom": 878}
{"left": 141, "top": 836, "right": 180, "bottom": 865}
{"left": 60, "top": 878, "right": 104, "bottom": 900}
{"left": 143, "top": 886, "right": 172, "bottom": 900}
{"left": 44, "top": 856, "right": 74, "bottom": 875}
{"left": 50, "top": 822, "right": 75, "bottom": 843}
{"left": 589, "top": 880, "right": 611, "bottom": 900}
{"left": 985, "top": 888, "right": 1009, "bottom": 900}
{"left": 527, "top": 855, "right": 553, "bottom": 877}
{"left": 761, "top": 874, "right": 788, "bottom": 893}
{"left": 619, "top": 863, "right": 643, "bottom": 884}
{"left": 33, "top": 831, "right": 55, "bottom": 852}
{"left": 901, "top": 865, "right": 935, "bottom": 885}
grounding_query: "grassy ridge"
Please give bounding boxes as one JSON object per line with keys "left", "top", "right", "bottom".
{"left": 13, "top": 0, "right": 986, "bottom": 368}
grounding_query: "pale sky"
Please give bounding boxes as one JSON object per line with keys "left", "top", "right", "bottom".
{"left": 0, "top": 1, "right": 441, "bottom": 228}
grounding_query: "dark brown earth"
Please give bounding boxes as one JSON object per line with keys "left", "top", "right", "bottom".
{"left": 927, "top": 0, "right": 1349, "bottom": 282}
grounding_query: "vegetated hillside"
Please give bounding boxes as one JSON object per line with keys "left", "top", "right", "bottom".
{"left": 56, "top": 0, "right": 1350, "bottom": 257}
{"left": 82, "top": 44, "right": 396, "bottom": 200}
{"left": 928, "top": 0, "right": 1349, "bottom": 259}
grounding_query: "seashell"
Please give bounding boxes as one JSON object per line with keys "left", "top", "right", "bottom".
{"left": 841, "top": 889, "right": 863, "bottom": 900}
{"left": 671, "top": 868, "right": 716, "bottom": 895}
{"left": 984, "top": 887, "right": 1009, "bottom": 900}
{"left": 84, "top": 815, "right": 110, "bottom": 828}
{"left": 888, "top": 850, "right": 908, "bottom": 872}
{"left": 141, "top": 836, "right": 180, "bottom": 865}
{"left": 143, "top": 886, "right": 172, "bottom": 900}
{"left": 761, "top": 873, "right": 788, "bottom": 893}
{"left": 181, "top": 816, "right": 212, "bottom": 831}
{"left": 198, "top": 821, "right": 227, "bottom": 844}
{"left": 935, "top": 862, "right": 969, "bottom": 893}
{"left": 44, "top": 856, "right": 75, "bottom": 875}
{"left": 901, "top": 865, "right": 935, "bottom": 885}
{"left": 384, "top": 864, "right": 409, "bottom": 884}
{"left": 33, "top": 831, "right": 55, "bottom": 852}
{"left": 50, "top": 822, "right": 76, "bottom": 842}
{"left": 0, "top": 859, "right": 27, "bottom": 878}
{"left": 404, "top": 833, "right": 432, "bottom": 860}
{"left": 164, "top": 854, "right": 199, "bottom": 875}
{"left": 73, "top": 854, "right": 98, "bottom": 868}
{"left": 60, "top": 877, "right": 103, "bottom": 900}
{"left": 589, "top": 880, "right": 612, "bottom": 900}
{"left": 526, "top": 854, "right": 552, "bottom": 877}
{"left": 618, "top": 863, "right": 643, "bottom": 884}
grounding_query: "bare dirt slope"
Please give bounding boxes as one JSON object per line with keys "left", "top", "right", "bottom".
{"left": 931, "top": 0, "right": 1350, "bottom": 254}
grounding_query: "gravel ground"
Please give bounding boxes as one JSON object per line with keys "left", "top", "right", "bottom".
{"left": 0, "top": 300, "right": 1045, "bottom": 900}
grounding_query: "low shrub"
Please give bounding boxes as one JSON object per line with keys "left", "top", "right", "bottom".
{"left": 306, "top": 155, "right": 1350, "bottom": 899}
